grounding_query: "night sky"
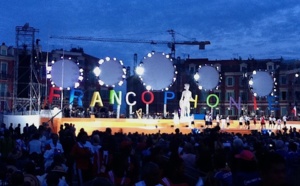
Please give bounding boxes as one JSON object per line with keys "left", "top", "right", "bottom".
{"left": 1, "top": 0, "right": 300, "bottom": 68}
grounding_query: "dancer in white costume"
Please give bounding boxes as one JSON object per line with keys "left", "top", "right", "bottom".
{"left": 179, "top": 84, "right": 194, "bottom": 118}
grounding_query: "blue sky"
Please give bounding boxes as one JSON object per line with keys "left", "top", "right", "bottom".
{"left": 1, "top": 0, "right": 300, "bottom": 68}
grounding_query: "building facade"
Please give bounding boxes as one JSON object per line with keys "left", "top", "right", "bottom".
{"left": 0, "top": 43, "right": 15, "bottom": 111}
{"left": 127, "top": 57, "right": 300, "bottom": 120}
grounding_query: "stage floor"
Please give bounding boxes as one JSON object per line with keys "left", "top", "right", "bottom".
{"left": 40, "top": 117, "right": 300, "bottom": 136}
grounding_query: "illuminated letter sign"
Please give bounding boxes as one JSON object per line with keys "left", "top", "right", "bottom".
{"left": 109, "top": 90, "right": 122, "bottom": 105}
{"left": 89, "top": 91, "right": 103, "bottom": 107}
{"left": 126, "top": 92, "right": 136, "bottom": 106}
{"left": 141, "top": 91, "right": 154, "bottom": 104}
{"left": 69, "top": 88, "right": 84, "bottom": 106}
{"left": 164, "top": 91, "right": 175, "bottom": 104}
{"left": 48, "top": 87, "right": 61, "bottom": 104}
{"left": 206, "top": 94, "right": 219, "bottom": 108}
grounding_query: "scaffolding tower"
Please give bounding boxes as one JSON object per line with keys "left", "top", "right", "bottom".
{"left": 14, "top": 23, "right": 41, "bottom": 114}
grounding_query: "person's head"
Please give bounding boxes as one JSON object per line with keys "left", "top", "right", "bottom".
{"left": 46, "top": 172, "right": 60, "bottom": 186}
{"left": 142, "top": 162, "right": 161, "bottom": 185}
{"left": 77, "top": 131, "right": 88, "bottom": 144}
{"left": 235, "top": 150, "right": 258, "bottom": 171}
{"left": 105, "top": 127, "right": 112, "bottom": 135}
{"left": 288, "top": 141, "right": 297, "bottom": 152}
{"left": 51, "top": 133, "right": 59, "bottom": 145}
{"left": 260, "top": 152, "right": 286, "bottom": 186}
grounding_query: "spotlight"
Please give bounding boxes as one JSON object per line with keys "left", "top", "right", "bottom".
{"left": 194, "top": 73, "right": 200, "bottom": 81}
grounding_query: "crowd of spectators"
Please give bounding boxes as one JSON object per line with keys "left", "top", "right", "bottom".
{"left": 1, "top": 122, "right": 300, "bottom": 186}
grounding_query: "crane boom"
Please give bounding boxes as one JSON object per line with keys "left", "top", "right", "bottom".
{"left": 50, "top": 35, "right": 210, "bottom": 58}
{"left": 50, "top": 35, "right": 210, "bottom": 45}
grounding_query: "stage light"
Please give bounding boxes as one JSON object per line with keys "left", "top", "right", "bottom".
{"left": 249, "top": 79, "right": 253, "bottom": 85}
{"left": 146, "top": 85, "right": 152, "bottom": 91}
{"left": 93, "top": 67, "right": 101, "bottom": 77}
{"left": 296, "top": 73, "right": 299, "bottom": 78}
{"left": 46, "top": 74, "right": 52, "bottom": 79}
{"left": 98, "top": 80, "right": 104, "bottom": 86}
{"left": 79, "top": 68, "right": 83, "bottom": 73}
{"left": 253, "top": 70, "right": 256, "bottom": 75}
{"left": 194, "top": 72, "right": 200, "bottom": 81}
{"left": 136, "top": 65, "right": 145, "bottom": 76}
{"left": 99, "top": 59, "right": 104, "bottom": 64}
{"left": 118, "top": 81, "right": 124, "bottom": 86}
{"left": 105, "top": 57, "right": 110, "bottom": 61}
{"left": 46, "top": 66, "right": 52, "bottom": 72}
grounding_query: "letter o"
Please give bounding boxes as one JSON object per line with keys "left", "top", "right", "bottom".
{"left": 206, "top": 94, "right": 219, "bottom": 108}
{"left": 141, "top": 91, "right": 154, "bottom": 104}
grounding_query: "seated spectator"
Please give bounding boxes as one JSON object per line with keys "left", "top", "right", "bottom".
{"left": 210, "top": 151, "right": 233, "bottom": 186}
{"left": 181, "top": 142, "right": 196, "bottom": 168}
{"left": 135, "top": 162, "right": 162, "bottom": 186}
{"left": 232, "top": 150, "right": 261, "bottom": 186}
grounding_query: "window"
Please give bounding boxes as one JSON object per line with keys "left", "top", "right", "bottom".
{"left": 0, "top": 83, "right": 7, "bottom": 97}
{"left": 241, "top": 67, "right": 247, "bottom": 72}
{"left": 0, "top": 62, "right": 7, "bottom": 79}
{"left": 200, "top": 91, "right": 209, "bottom": 102}
{"left": 239, "top": 77, "right": 243, "bottom": 87}
{"left": 1, "top": 49, "right": 7, "bottom": 56}
{"left": 1, "top": 62, "right": 7, "bottom": 74}
{"left": 281, "top": 91, "right": 287, "bottom": 101}
{"left": 281, "top": 107, "right": 287, "bottom": 116}
{"left": 240, "top": 63, "right": 247, "bottom": 72}
{"left": 0, "top": 100, "right": 8, "bottom": 110}
{"left": 226, "top": 91, "right": 235, "bottom": 101}
{"left": 267, "top": 62, "right": 274, "bottom": 71}
{"left": 268, "top": 65, "right": 273, "bottom": 70}
{"left": 190, "top": 67, "right": 194, "bottom": 74}
{"left": 239, "top": 91, "right": 248, "bottom": 101}
{"left": 226, "top": 77, "right": 234, "bottom": 87}
{"left": 280, "top": 75, "right": 287, "bottom": 85}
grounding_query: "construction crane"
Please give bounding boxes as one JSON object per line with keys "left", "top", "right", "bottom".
{"left": 50, "top": 29, "right": 210, "bottom": 59}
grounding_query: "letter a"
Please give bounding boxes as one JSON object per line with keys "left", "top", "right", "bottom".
{"left": 89, "top": 91, "right": 103, "bottom": 107}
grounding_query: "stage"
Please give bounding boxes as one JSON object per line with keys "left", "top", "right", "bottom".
{"left": 40, "top": 116, "right": 300, "bottom": 136}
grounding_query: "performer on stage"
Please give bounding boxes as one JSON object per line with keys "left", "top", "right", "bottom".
{"left": 226, "top": 116, "right": 230, "bottom": 128}
{"left": 179, "top": 83, "right": 194, "bottom": 118}
{"left": 282, "top": 115, "right": 287, "bottom": 127}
